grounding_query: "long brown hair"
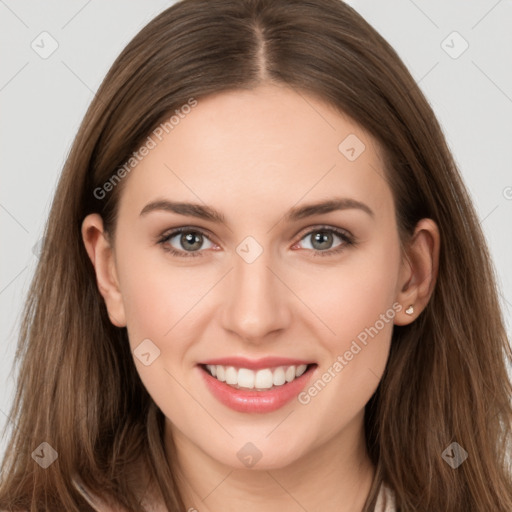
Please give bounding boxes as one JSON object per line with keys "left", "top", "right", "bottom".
{"left": 1, "top": 0, "right": 511, "bottom": 510}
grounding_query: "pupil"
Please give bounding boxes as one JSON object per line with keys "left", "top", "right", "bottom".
{"left": 183, "top": 232, "right": 202, "bottom": 250}
{"left": 313, "top": 231, "right": 332, "bottom": 250}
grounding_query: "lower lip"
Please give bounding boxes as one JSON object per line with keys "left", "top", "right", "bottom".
{"left": 198, "top": 364, "right": 317, "bottom": 413}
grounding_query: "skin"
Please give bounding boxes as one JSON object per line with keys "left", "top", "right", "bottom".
{"left": 82, "top": 83, "right": 440, "bottom": 512}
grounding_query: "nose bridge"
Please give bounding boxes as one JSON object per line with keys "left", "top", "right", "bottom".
{"left": 221, "top": 241, "right": 290, "bottom": 340}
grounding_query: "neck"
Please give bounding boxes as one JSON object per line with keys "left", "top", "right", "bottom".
{"left": 165, "top": 412, "right": 376, "bottom": 512}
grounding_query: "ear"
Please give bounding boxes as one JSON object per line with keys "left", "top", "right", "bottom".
{"left": 81, "top": 213, "right": 126, "bottom": 327}
{"left": 394, "top": 218, "right": 440, "bottom": 326}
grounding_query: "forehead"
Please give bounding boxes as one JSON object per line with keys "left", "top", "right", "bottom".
{"left": 117, "top": 84, "right": 393, "bottom": 224}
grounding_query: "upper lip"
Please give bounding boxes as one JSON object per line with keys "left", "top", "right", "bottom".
{"left": 199, "top": 356, "right": 315, "bottom": 371}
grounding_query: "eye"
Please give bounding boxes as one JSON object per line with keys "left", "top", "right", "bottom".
{"left": 157, "top": 227, "right": 215, "bottom": 257}
{"left": 293, "top": 226, "right": 355, "bottom": 257}
{"left": 157, "top": 225, "right": 355, "bottom": 258}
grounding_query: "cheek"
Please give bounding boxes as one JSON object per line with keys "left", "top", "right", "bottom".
{"left": 118, "top": 273, "right": 172, "bottom": 347}
{"left": 307, "top": 232, "right": 400, "bottom": 345}
{"left": 114, "top": 245, "right": 208, "bottom": 412}
{"left": 303, "top": 231, "right": 400, "bottom": 401}
{"left": 114, "top": 232, "right": 212, "bottom": 347}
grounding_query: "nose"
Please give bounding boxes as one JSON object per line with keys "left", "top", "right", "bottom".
{"left": 220, "top": 248, "right": 292, "bottom": 343}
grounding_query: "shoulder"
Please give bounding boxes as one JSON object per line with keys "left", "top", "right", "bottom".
{"left": 374, "top": 481, "right": 396, "bottom": 512}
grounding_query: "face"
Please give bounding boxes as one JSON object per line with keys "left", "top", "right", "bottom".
{"left": 86, "top": 83, "right": 411, "bottom": 472}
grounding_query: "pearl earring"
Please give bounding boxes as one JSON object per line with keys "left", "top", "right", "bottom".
{"left": 405, "top": 305, "right": 414, "bottom": 315}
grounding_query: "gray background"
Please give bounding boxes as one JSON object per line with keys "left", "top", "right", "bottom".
{"left": 1, "top": 0, "right": 511, "bottom": 462}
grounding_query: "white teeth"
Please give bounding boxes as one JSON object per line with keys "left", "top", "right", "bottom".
{"left": 216, "top": 365, "right": 226, "bottom": 382}
{"left": 225, "top": 366, "right": 237, "bottom": 385}
{"left": 238, "top": 368, "right": 256, "bottom": 389}
{"left": 285, "top": 366, "right": 295, "bottom": 382}
{"left": 254, "top": 369, "right": 273, "bottom": 389}
{"left": 295, "top": 364, "right": 308, "bottom": 377}
{"left": 204, "top": 363, "right": 311, "bottom": 390}
{"left": 272, "top": 367, "right": 286, "bottom": 386}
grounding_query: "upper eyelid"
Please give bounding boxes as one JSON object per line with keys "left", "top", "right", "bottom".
{"left": 158, "top": 226, "right": 216, "bottom": 244}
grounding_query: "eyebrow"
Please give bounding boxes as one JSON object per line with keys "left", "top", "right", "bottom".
{"left": 139, "top": 197, "right": 375, "bottom": 223}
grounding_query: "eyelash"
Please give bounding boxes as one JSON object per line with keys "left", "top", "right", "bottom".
{"left": 157, "top": 225, "right": 356, "bottom": 259}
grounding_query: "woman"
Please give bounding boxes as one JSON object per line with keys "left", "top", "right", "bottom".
{"left": 0, "top": 0, "right": 511, "bottom": 510}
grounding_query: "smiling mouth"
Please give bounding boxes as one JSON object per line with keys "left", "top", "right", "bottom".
{"left": 199, "top": 363, "right": 317, "bottom": 391}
